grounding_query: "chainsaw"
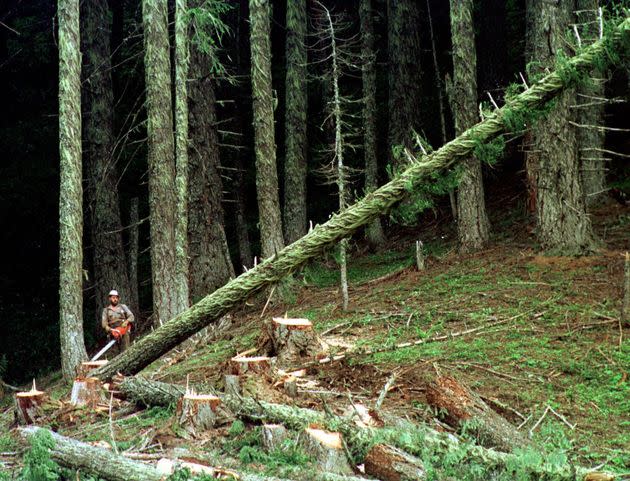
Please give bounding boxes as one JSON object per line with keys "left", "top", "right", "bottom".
{"left": 91, "top": 323, "right": 131, "bottom": 361}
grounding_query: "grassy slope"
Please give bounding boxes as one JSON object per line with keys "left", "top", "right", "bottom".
{"left": 1, "top": 202, "right": 628, "bottom": 477}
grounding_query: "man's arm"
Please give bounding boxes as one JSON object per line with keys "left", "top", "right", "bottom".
{"left": 101, "top": 308, "right": 111, "bottom": 332}
{"left": 122, "top": 304, "right": 135, "bottom": 323}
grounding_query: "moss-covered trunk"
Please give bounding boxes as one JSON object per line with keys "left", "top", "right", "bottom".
{"left": 59, "top": 0, "right": 88, "bottom": 381}
{"left": 529, "top": 0, "right": 596, "bottom": 254}
{"left": 250, "top": 0, "right": 284, "bottom": 259}
{"left": 187, "top": 6, "right": 234, "bottom": 300}
{"left": 360, "top": 0, "right": 386, "bottom": 248}
{"left": 449, "top": 0, "right": 490, "bottom": 252}
{"left": 283, "top": 0, "right": 308, "bottom": 245}
{"left": 142, "top": 0, "right": 178, "bottom": 324}
{"left": 80, "top": 0, "right": 132, "bottom": 329}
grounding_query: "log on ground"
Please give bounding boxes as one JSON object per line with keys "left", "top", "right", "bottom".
{"left": 88, "top": 20, "right": 630, "bottom": 383}
{"left": 364, "top": 444, "right": 426, "bottom": 481}
{"left": 425, "top": 376, "right": 530, "bottom": 452}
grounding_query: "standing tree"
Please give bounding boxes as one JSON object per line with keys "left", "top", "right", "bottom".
{"left": 142, "top": 0, "right": 179, "bottom": 324}
{"left": 283, "top": 0, "right": 308, "bottom": 245}
{"left": 528, "top": 0, "right": 596, "bottom": 253}
{"left": 448, "top": 0, "right": 490, "bottom": 252}
{"left": 80, "top": 0, "right": 132, "bottom": 324}
{"left": 249, "top": 0, "right": 284, "bottom": 259}
{"left": 360, "top": 0, "right": 386, "bottom": 248}
{"left": 187, "top": 0, "right": 234, "bottom": 298}
{"left": 387, "top": 0, "right": 422, "bottom": 168}
{"left": 58, "top": 0, "right": 88, "bottom": 380}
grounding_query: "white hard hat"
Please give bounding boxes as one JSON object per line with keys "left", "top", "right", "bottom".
{"left": 108, "top": 290, "right": 119, "bottom": 297}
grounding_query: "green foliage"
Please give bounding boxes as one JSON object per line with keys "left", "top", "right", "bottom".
{"left": 472, "top": 135, "right": 505, "bottom": 166}
{"left": 188, "top": 0, "right": 232, "bottom": 76}
{"left": 20, "top": 430, "right": 59, "bottom": 481}
{"left": 228, "top": 419, "right": 246, "bottom": 436}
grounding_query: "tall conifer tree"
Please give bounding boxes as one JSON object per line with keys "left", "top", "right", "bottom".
{"left": 59, "top": 0, "right": 88, "bottom": 380}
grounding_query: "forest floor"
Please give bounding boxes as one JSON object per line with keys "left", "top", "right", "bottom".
{"left": 1, "top": 200, "right": 629, "bottom": 479}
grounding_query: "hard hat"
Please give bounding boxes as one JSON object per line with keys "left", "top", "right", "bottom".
{"left": 108, "top": 290, "right": 119, "bottom": 297}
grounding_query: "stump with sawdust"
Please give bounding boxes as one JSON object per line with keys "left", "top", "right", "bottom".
{"left": 76, "top": 360, "right": 108, "bottom": 379}
{"left": 364, "top": 444, "right": 426, "bottom": 481}
{"left": 262, "top": 318, "right": 327, "bottom": 368}
{"left": 176, "top": 394, "right": 231, "bottom": 435}
{"left": 15, "top": 383, "right": 46, "bottom": 425}
{"left": 425, "top": 376, "right": 530, "bottom": 452}
{"left": 299, "top": 427, "right": 352, "bottom": 475}
{"left": 70, "top": 377, "right": 106, "bottom": 408}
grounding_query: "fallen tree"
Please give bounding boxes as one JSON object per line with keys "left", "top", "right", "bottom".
{"left": 118, "top": 376, "right": 613, "bottom": 481}
{"left": 92, "top": 15, "right": 630, "bottom": 382}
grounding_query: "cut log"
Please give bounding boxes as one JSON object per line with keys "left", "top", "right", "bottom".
{"left": 262, "top": 424, "right": 289, "bottom": 451}
{"left": 224, "top": 374, "right": 241, "bottom": 396}
{"left": 15, "top": 384, "right": 45, "bottom": 425}
{"left": 156, "top": 458, "right": 238, "bottom": 478}
{"left": 77, "top": 360, "right": 108, "bottom": 379}
{"left": 425, "top": 376, "right": 531, "bottom": 452}
{"left": 230, "top": 355, "right": 272, "bottom": 376}
{"left": 176, "top": 393, "right": 229, "bottom": 434}
{"left": 364, "top": 444, "right": 426, "bottom": 481}
{"left": 117, "top": 376, "right": 612, "bottom": 481}
{"left": 300, "top": 427, "right": 352, "bottom": 475}
{"left": 264, "top": 318, "right": 327, "bottom": 367}
{"left": 70, "top": 377, "right": 106, "bottom": 407}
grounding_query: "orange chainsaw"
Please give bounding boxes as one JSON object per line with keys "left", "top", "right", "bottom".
{"left": 91, "top": 323, "right": 131, "bottom": 361}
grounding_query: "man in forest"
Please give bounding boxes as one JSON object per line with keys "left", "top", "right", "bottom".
{"left": 101, "top": 290, "right": 134, "bottom": 353}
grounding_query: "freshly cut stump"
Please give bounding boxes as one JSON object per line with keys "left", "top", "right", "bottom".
{"left": 176, "top": 394, "right": 229, "bottom": 435}
{"left": 425, "top": 376, "right": 530, "bottom": 452}
{"left": 70, "top": 377, "right": 105, "bottom": 407}
{"left": 364, "top": 444, "right": 426, "bottom": 481}
{"left": 262, "top": 424, "right": 289, "bottom": 451}
{"left": 300, "top": 427, "right": 352, "bottom": 475}
{"left": 77, "top": 360, "right": 108, "bottom": 379}
{"left": 267, "top": 318, "right": 327, "bottom": 367}
{"left": 230, "top": 356, "right": 271, "bottom": 376}
{"left": 15, "top": 387, "right": 45, "bottom": 425}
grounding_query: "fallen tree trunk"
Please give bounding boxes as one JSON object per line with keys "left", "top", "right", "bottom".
{"left": 426, "top": 376, "right": 531, "bottom": 452}
{"left": 364, "top": 444, "right": 426, "bottom": 481}
{"left": 90, "top": 17, "right": 630, "bottom": 382}
{"left": 18, "top": 426, "right": 370, "bottom": 481}
{"left": 118, "top": 376, "right": 611, "bottom": 481}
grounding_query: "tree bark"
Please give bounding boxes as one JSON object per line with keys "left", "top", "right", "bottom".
{"left": 387, "top": 0, "right": 422, "bottom": 168}
{"left": 449, "top": 0, "right": 490, "bottom": 253}
{"left": 142, "top": 0, "right": 178, "bottom": 325}
{"left": 90, "top": 22, "right": 630, "bottom": 381}
{"left": 128, "top": 197, "right": 140, "bottom": 313}
{"left": 299, "top": 428, "right": 352, "bottom": 475}
{"left": 174, "top": 0, "right": 191, "bottom": 313}
{"left": 81, "top": 0, "right": 132, "bottom": 331}
{"left": 360, "top": 0, "right": 386, "bottom": 248}
{"left": 283, "top": 0, "right": 308, "bottom": 245}
{"left": 529, "top": 0, "right": 596, "bottom": 254}
{"left": 59, "top": 0, "right": 88, "bottom": 381}
{"left": 188, "top": 15, "right": 234, "bottom": 300}
{"left": 250, "top": 0, "right": 285, "bottom": 259}
{"left": 364, "top": 444, "right": 426, "bottom": 481}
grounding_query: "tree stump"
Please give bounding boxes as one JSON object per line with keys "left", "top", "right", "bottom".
{"left": 425, "top": 376, "right": 530, "bottom": 452}
{"left": 230, "top": 356, "right": 271, "bottom": 376}
{"left": 70, "top": 377, "right": 105, "bottom": 407}
{"left": 266, "top": 318, "right": 327, "bottom": 367}
{"left": 300, "top": 427, "right": 352, "bottom": 475}
{"left": 15, "top": 384, "right": 45, "bottom": 425}
{"left": 224, "top": 374, "right": 241, "bottom": 396}
{"left": 77, "top": 360, "right": 108, "bottom": 379}
{"left": 283, "top": 378, "right": 298, "bottom": 398}
{"left": 176, "top": 394, "right": 229, "bottom": 435}
{"left": 262, "top": 424, "right": 289, "bottom": 451}
{"left": 364, "top": 444, "right": 426, "bottom": 481}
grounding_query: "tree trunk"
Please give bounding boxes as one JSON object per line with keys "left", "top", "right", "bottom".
{"left": 80, "top": 0, "right": 132, "bottom": 332}
{"left": 360, "top": 0, "right": 386, "bottom": 248}
{"left": 387, "top": 0, "right": 422, "bottom": 168}
{"left": 142, "top": 0, "right": 178, "bottom": 325}
{"left": 250, "top": 0, "right": 285, "bottom": 259}
{"left": 450, "top": 0, "right": 490, "bottom": 253}
{"left": 90, "top": 24, "right": 630, "bottom": 381}
{"left": 299, "top": 428, "right": 352, "bottom": 475}
{"left": 59, "top": 0, "right": 88, "bottom": 381}
{"left": 577, "top": 0, "right": 607, "bottom": 206}
{"left": 283, "top": 0, "right": 308, "bottom": 245}
{"left": 128, "top": 197, "right": 140, "bottom": 313}
{"left": 174, "top": 0, "right": 190, "bottom": 313}
{"left": 530, "top": 0, "right": 596, "bottom": 254}
{"left": 188, "top": 16, "right": 234, "bottom": 300}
